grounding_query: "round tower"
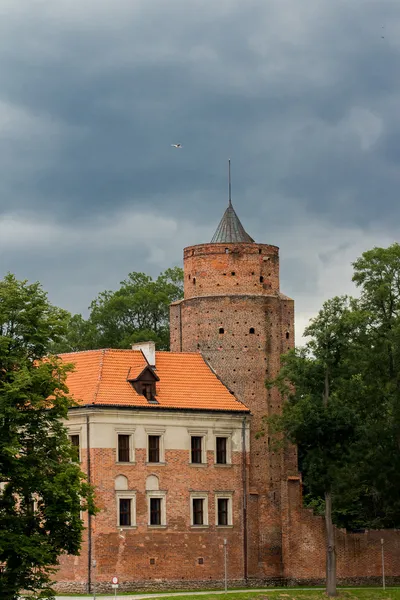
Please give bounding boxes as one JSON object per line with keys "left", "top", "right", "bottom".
{"left": 170, "top": 196, "right": 296, "bottom": 580}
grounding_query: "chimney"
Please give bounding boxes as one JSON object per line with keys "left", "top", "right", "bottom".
{"left": 132, "top": 341, "right": 156, "bottom": 367}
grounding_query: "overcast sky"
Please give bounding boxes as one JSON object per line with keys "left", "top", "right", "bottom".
{"left": 1, "top": 0, "right": 399, "bottom": 341}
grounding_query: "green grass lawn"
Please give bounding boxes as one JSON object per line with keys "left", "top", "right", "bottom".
{"left": 56, "top": 588, "right": 400, "bottom": 599}
{"left": 139, "top": 590, "right": 399, "bottom": 600}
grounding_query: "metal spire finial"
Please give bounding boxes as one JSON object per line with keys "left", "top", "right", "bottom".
{"left": 228, "top": 159, "right": 232, "bottom": 207}
{"left": 210, "top": 159, "right": 255, "bottom": 243}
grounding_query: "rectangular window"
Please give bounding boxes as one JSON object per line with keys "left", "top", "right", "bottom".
{"left": 148, "top": 435, "right": 160, "bottom": 463}
{"left": 142, "top": 383, "right": 153, "bottom": 400}
{"left": 216, "top": 437, "right": 227, "bottom": 464}
{"left": 191, "top": 436, "right": 203, "bottom": 464}
{"left": 192, "top": 498, "right": 204, "bottom": 525}
{"left": 217, "top": 498, "right": 229, "bottom": 526}
{"left": 70, "top": 434, "right": 80, "bottom": 462}
{"left": 150, "top": 498, "right": 162, "bottom": 525}
{"left": 119, "top": 498, "right": 131, "bottom": 527}
{"left": 118, "top": 434, "right": 130, "bottom": 462}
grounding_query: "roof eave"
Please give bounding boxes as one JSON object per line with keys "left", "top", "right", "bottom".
{"left": 69, "top": 403, "right": 251, "bottom": 415}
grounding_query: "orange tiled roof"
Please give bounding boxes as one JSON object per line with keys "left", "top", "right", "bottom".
{"left": 59, "top": 349, "right": 249, "bottom": 413}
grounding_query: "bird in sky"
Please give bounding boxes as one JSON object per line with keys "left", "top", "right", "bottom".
{"left": 171, "top": 143, "right": 182, "bottom": 148}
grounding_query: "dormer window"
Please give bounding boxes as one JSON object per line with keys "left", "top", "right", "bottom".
{"left": 128, "top": 365, "right": 160, "bottom": 404}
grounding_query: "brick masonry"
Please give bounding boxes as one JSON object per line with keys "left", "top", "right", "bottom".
{"left": 55, "top": 237, "right": 400, "bottom": 592}
{"left": 56, "top": 441, "right": 250, "bottom": 592}
{"left": 170, "top": 240, "right": 400, "bottom": 586}
{"left": 281, "top": 477, "right": 400, "bottom": 584}
{"left": 171, "top": 242, "right": 297, "bottom": 578}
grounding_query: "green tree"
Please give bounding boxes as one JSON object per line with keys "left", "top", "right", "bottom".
{"left": 350, "top": 243, "right": 400, "bottom": 527}
{"left": 50, "top": 313, "right": 98, "bottom": 354}
{"left": 266, "top": 297, "right": 364, "bottom": 596}
{"left": 54, "top": 267, "right": 184, "bottom": 353}
{"left": 265, "top": 243, "right": 400, "bottom": 595}
{"left": 0, "top": 274, "right": 95, "bottom": 600}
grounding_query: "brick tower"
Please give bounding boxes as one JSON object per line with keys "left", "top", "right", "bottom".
{"left": 170, "top": 187, "right": 297, "bottom": 580}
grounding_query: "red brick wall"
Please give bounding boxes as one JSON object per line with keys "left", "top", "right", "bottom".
{"left": 281, "top": 478, "right": 400, "bottom": 584}
{"left": 56, "top": 446, "right": 249, "bottom": 592}
{"left": 170, "top": 239, "right": 400, "bottom": 586}
{"left": 183, "top": 243, "right": 280, "bottom": 300}
{"left": 171, "top": 242, "right": 296, "bottom": 579}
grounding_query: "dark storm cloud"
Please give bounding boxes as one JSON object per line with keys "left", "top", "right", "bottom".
{"left": 1, "top": 0, "right": 400, "bottom": 337}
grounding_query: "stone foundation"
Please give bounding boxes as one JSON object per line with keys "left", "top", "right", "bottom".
{"left": 54, "top": 575, "right": 400, "bottom": 595}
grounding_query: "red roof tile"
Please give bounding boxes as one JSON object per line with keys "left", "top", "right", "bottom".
{"left": 59, "top": 349, "right": 249, "bottom": 413}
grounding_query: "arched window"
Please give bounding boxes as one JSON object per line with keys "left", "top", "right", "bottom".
{"left": 219, "top": 327, "right": 224, "bottom": 334}
{"left": 249, "top": 328, "right": 255, "bottom": 334}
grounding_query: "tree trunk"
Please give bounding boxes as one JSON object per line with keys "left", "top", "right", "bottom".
{"left": 325, "top": 491, "right": 337, "bottom": 597}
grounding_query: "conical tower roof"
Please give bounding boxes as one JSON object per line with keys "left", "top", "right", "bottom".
{"left": 211, "top": 202, "right": 254, "bottom": 243}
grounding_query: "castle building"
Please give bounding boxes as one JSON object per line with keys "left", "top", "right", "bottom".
{"left": 170, "top": 199, "right": 298, "bottom": 579}
{"left": 56, "top": 202, "right": 400, "bottom": 593}
{"left": 56, "top": 343, "right": 251, "bottom": 593}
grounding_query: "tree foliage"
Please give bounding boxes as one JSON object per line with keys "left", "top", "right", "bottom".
{"left": 267, "top": 296, "right": 363, "bottom": 596}
{"left": 53, "top": 267, "right": 184, "bottom": 353}
{"left": 0, "top": 274, "right": 95, "bottom": 600}
{"left": 265, "top": 243, "right": 400, "bottom": 595}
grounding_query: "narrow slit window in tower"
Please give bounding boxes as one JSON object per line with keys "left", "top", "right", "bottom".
{"left": 219, "top": 327, "right": 224, "bottom": 334}
{"left": 249, "top": 328, "right": 255, "bottom": 334}
{"left": 260, "top": 276, "right": 264, "bottom": 283}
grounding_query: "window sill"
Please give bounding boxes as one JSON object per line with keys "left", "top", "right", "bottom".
{"left": 118, "top": 526, "right": 137, "bottom": 530}
{"left": 147, "top": 525, "right": 167, "bottom": 529}
{"left": 214, "top": 463, "right": 232, "bottom": 468}
{"left": 146, "top": 462, "right": 166, "bottom": 466}
{"left": 116, "top": 461, "right": 136, "bottom": 465}
{"left": 189, "top": 463, "right": 208, "bottom": 467}
{"left": 190, "top": 525, "right": 209, "bottom": 529}
{"left": 216, "top": 524, "right": 233, "bottom": 528}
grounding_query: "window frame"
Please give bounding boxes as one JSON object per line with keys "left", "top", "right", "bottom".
{"left": 148, "top": 435, "right": 160, "bottom": 463}
{"left": 116, "top": 490, "right": 136, "bottom": 528}
{"left": 150, "top": 497, "right": 162, "bottom": 526}
{"left": 119, "top": 498, "right": 132, "bottom": 527}
{"left": 117, "top": 434, "right": 131, "bottom": 463}
{"left": 67, "top": 427, "right": 82, "bottom": 462}
{"left": 216, "top": 437, "right": 227, "bottom": 464}
{"left": 192, "top": 497, "right": 205, "bottom": 525}
{"left": 69, "top": 433, "right": 81, "bottom": 463}
{"left": 146, "top": 429, "right": 165, "bottom": 464}
{"left": 215, "top": 492, "right": 233, "bottom": 527}
{"left": 188, "top": 429, "right": 207, "bottom": 465}
{"left": 190, "top": 492, "right": 209, "bottom": 528}
{"left": 147, "top": 490, "right": 167, "bottom": 527}
{"left": 115, "top": 429, "right": 135, "bottom": 464}
{"left": 141, "top": 382, "right": 153, "bottom": 400}
{"left": 214, "top": 431, "right": 232, "bottom": 466}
